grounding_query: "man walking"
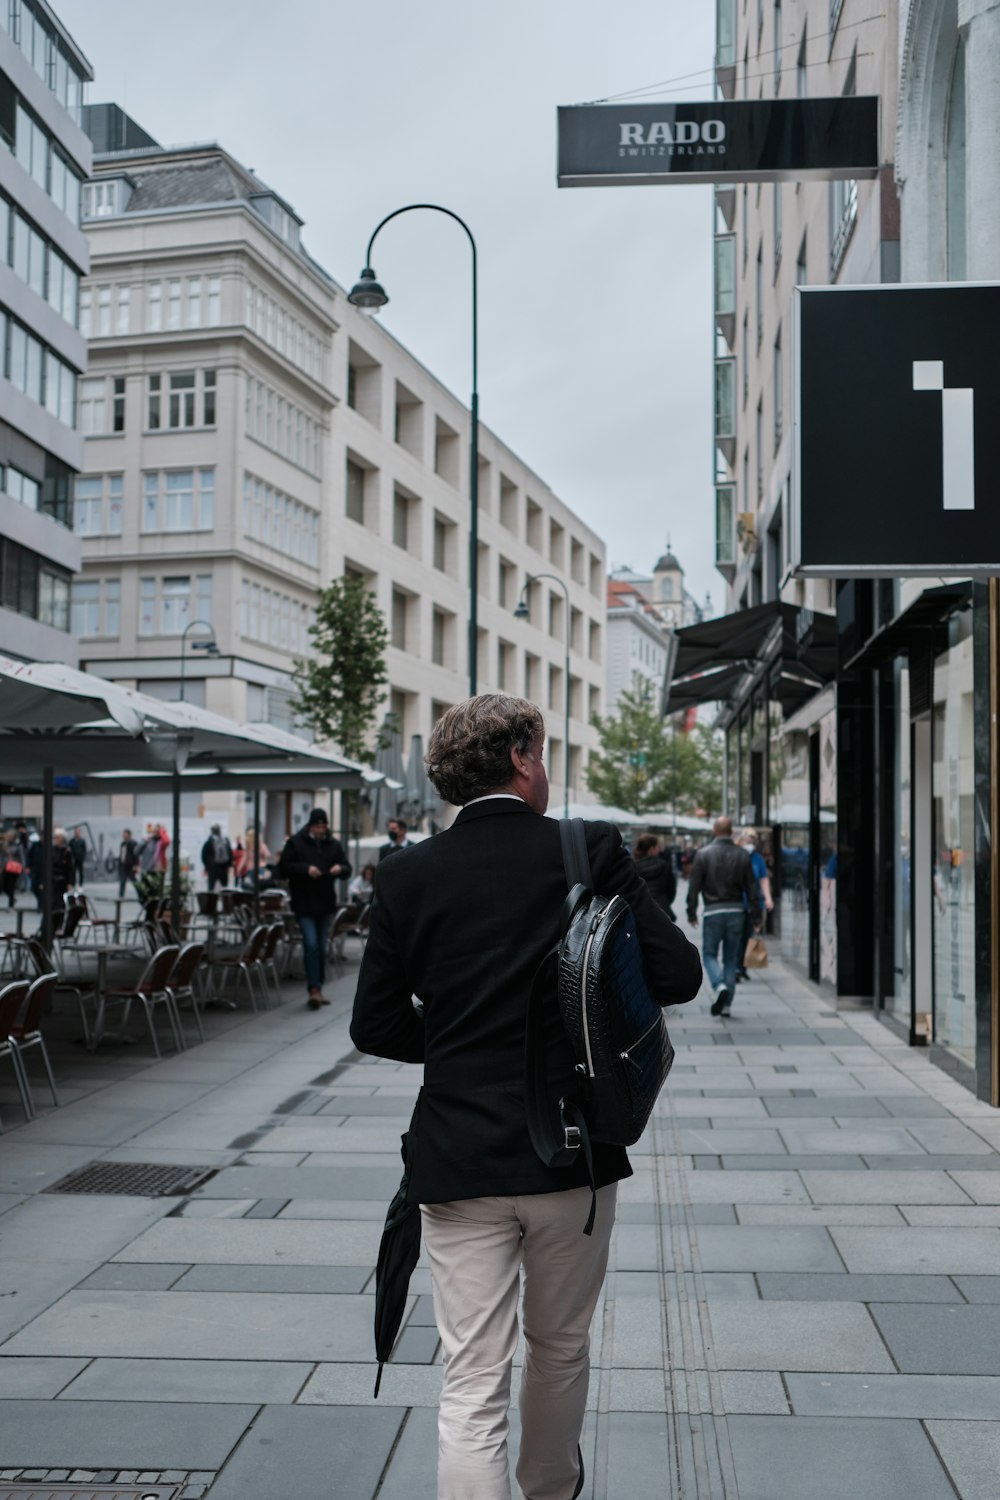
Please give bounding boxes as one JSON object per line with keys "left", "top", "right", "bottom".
{"left": 200, "top": 824, "right": 233, "bottom": 891}
{"left": 378, "top": 817, "right": 412, "bottom": 861}
{"left": 277, "top": 808, "right": 351, "bottom": 1009}
{"left": 352, "top": 695, "right": 701, "bottom": 1499}
{"left": 68, "top": 826, "right": 87, "bottom": 889}
{"left": 117, "top": 829, "right": 140, "bottom": 898}
{"left": 687, "top": 815, "right": 756, "bottom": 1017}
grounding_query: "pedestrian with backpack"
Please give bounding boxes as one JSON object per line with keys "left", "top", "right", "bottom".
{"left": 351, "top": 694, "right": 701, "bottom": 1500}
{"left": 200, "top": 824, "right": 233, "bottom": 891}
{"left": 686, "top": 816, "right": 757, "bottom": 1017}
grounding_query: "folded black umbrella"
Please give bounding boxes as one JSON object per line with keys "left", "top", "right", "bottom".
{"left": 373, "top": 1093, "right": 423, "bottom": 1398}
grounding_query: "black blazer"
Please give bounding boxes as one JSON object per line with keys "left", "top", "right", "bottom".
{"left": 351, "top": 799, "right": 702, "bottom": 1205}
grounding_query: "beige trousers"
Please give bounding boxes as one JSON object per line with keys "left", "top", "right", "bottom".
{"left": 420, "top": 1183, "right": 617, "bottom": 1500}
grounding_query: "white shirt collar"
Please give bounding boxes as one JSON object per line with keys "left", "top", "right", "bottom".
{"left": 463, "top": 793, "right": 526, "bottom": 808}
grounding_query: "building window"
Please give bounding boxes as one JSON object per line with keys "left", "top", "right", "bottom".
{"left": 796, "top": 233, "right": 807, "bottom": 288}
{"left": 207, "top": 275, "right": 222, "bottom": 326}
{"left": 169, "top": 371, "right": 196, "bottom": 428}
{"left": 773, "top": 327, "right": 783, "bottom": 451}
{"left": 116, "top": 283, "right": 130, "bottom": 335}
{"left": 70, "top": 579, "right": 100, "bottom": 636}
{"left": 431, "top": 607, "right": 448, "bottom": 667}
{"left": 107, "top": 376, "right": 125, "bottom": 433}
{"left": 167, "top": 279, "right": 181, "bottom": 331}
{"left": 187, "top": 276, "right": 201, "bottom": 327}
{"left": 141, "top": 468, "right": 215, "bottom": 533}
{"left": 756, "top": 399, "right": 764, "bottom": 501}
{"left": 829, "top": 51, "right": 858, "bottom": 277}
{"left": 742, "top": 312, "right": 749, "bottom": 406}
{"left": 138, "top": 574, "right": 213, "bottom": 636}
{"left": 945, "top": 36, "right": 967, "bottom": 280}
{"left": 104, "top": 578, "right": 120, "bottom": 636}
{"left": 146, "top": 370, "right": 215, "bottom": 429}
{"left": 346, "top": 459, "right": 367, "bottom": 525}
{"left": 391, "top": 588, "right": 409, "bottom": 651}
{"left": 73, "top": 476, "right": 103, "bottom": 536}
{"left": 797, "top": 26, "right": 808, "bottom": 98}
{"left": 773, "top": 184, "right": 782, "bottom": 275}
{"left": 78, "top": 377, "right": 107, "bottom": 435}
{"left": 755, "top": 243, "right": 763, "bottom": 346}
{"left": 147, "top": 281, "right": 162, "bottom": 331}
{"left": 773, "top": 0, "right": 782, "bottom": 92}
{"left": 96, "top": 284, "right": 111, "bottom": 336}
{"left": 147, "top": 373, "right": 161, "bottom": 429}
{"left": 242, "top": 472, "right": 318, "bottom": 564}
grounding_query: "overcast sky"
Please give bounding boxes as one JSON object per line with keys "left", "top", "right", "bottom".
{"left": 59, "top": 0, "right": 718, "bottom": 612}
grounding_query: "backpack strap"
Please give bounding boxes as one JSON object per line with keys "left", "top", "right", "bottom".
{"left": 559, "top": 817, "right": 594, "bottom": 892}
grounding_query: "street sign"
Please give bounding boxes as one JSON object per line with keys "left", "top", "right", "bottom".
{"left": 792, "top": 283, "right": 1000, "bottom": 578}
{"left": 557, "top": 98, "right": 879, "bottom": 188}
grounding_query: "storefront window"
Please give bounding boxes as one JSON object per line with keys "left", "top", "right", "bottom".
{"left": 739, "top": 712, "right": 751, "bottom": 819}
{"left": 767, "top": 688, "right": 784, "bottom": 826}
{"left": 887, "top": 660, "right": 911, "bottom": 1018}
{"left": 818, "top": 709, "right": 838, "bottom": 986}
{"left": 932, "top": 612, "right": 975, "bottom": 1067}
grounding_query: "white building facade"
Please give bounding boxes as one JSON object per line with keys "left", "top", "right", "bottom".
{"left": 74, "top": 109, "right": 606, "bottom": 833}
{"left": 0, "top": 0, "right": 91, "bottom": 662}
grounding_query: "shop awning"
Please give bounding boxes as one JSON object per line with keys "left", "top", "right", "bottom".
{"left": 842, "top": 583, "right": 973, "bottom": 674}
{"left": 665, "top": 602, "right": 837, "bottom": 712}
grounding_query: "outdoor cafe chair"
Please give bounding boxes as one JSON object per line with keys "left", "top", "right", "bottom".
{"left": 98, "top": 944, "right": 183, "bottom": 1057}
{"left": 71, "top": 892, "right": 118, "bottom": 946}
{"left": 25, "top": 937, "right": 97, "bottom": 1045}
{"left": 7, "top": 973, "right": 60, "bottom": 1117}
{"left": 208, "top": 925, "right": 268, "bottom": 1013}
{"left": 0, "top": 980, "right": 33, "bottom": 1126}
{"left": 257, "top": 922, "right": 284, "bottom": 1007}
{"left": 168, "top": 942, "right": 208, "bottom": 1043}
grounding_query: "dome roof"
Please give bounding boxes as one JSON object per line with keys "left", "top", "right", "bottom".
{"left": 654, "top": 550, "right": 683, "bottom": 574}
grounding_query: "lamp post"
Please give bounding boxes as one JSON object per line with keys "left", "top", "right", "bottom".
{"left": 179, "top": 619, "right": 219, "bottom": 703}
{"left": 347, "top": 205, "right": 479, "bottom": 696}
{"left": 514, "top": 573, "right": 571, "bottom": 819}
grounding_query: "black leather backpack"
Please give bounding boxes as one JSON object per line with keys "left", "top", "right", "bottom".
{"left": 525, "top": 819, "right": 675, "bottom": 1232}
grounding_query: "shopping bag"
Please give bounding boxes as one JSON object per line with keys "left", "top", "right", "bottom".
{"left": 744, "top": 933, "right": 768, "bottom": 969}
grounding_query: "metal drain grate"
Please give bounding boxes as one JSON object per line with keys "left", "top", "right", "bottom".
{"left": 43, "top": 1161, "right": 215, "bottom": 1197}
{"left": 0, "top": 1488, "right": 180, "bottom": 1499}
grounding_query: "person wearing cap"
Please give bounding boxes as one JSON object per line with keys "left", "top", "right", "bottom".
{"left": 277, "top": 808, "right": 352, "bottom": 1008}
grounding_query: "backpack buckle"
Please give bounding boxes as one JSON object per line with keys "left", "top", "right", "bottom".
{"left": 563, "top": 1124, "right": 581, "bottom": 1150}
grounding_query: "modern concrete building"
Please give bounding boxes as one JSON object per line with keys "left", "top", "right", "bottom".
{"left": 708, "top": 0, "right": 1000, "bottom": 1100}
{"left": 0, "top": 0, "right": 91, "bottom": 662}
{"left": 73, "top": 107, "right": 606, "bottom": 837}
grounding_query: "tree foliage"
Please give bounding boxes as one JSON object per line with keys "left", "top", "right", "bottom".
{"left": 586, "top": 679, "right": 723, "bottom": 817}
{"left": 292, "top": 575, "right": 389, "bottom": 760}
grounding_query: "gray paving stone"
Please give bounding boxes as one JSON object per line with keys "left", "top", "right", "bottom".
{"left": 191, "top": 1163, "right": 403, "bottom": 1199}
{"left": 726, "top": 1414, "right": 955, "bottom": 1499}
{"left": 719, "top": 1154, "right": 866, "bottom": 1170}
{"left": 693, "top": 1225, "right": 842, "bottom": 1273}
{"left": 832, "top": 1227, "right": 1000, "bottom": 1275}
{"left": 319, "top": 1094, "right": 420, "bottom": 1116}
{"left": 610, "top": 1297, "right": 664, "bottom": 1369}
{"left": 948, "top": 1170, "right": 1000, "bottom": 1204}
{"left": 607, "top": 1369, "right": 669, "bottom": 1410}
{"left": 761, "top": 1096, "right": 890, "bottom": 1117}
{"left": 0, "top": 1397, "right": 255, "bottom": 1468}
{"left": 0, "top": 1143, "right": 115, "bottom": 1194}
{"left": 3, "top": 1290, "right": 376, "bottom": 1362}
{"left": 879, "top": 1098, "right": 951, "bottom": 1118}
{"left": 776, "top": 1124, "right": 923, "bottom": 1156}
{"left": 173, "top": 1262, "right": 372, "bottom": 1293}
{"left": 707, "top": 1301, "right": 893, "bottom": 1372}
{"left": 0, "top": 1356, "right": 90, "bottom": 1398}
{"left": 870, "top": 1302, "right": 1000, "bottom": 1374}
{"left": 682, "top": 1170, "right": 810, "bottom": 1204}
{"left": 902, "top": 1120, "right": 995, "bottom": 1154}
{"left": 677, "top": 1127, "right": 787, "bottom": 1154}
{"left": 605, "top": 1410, "right": 672, "bottom": 1494}
{"left": 111, "top": 1216, "right": 381, "bottom": 1266}
{"left": 757, "top": 1272, "right": 959, "bottom": 1302}
{"left": 299, "top": 1362, "right": 442, "bottom": 1406}
{"left": 901, "top": 1205, "right": 1000, "bottom": 1226}
{"left": 952, "top": 1276, "right": 1000, "bottom": 1303}
{"left": 0, "top": 1194, "right": 168, "bottom": 1266}
{"left": 801, "top": 1169, "right": 972, "bottom": 1204}
{"left": 59, "top": 1356, "right": 310, "bottom": 1403}
{"left": 274, "top": 1198, "right": 392, "bottom": 1220}
{"left": 203, "top": 1403, "right": 405, "bottom": 1500}
{"left": 391, "top": 1326, "right": 439, "bottom": 1364}
{"left": 925, "top": 1420, "right": 1000, "bottom": 1500}
{"left": 788, "top": 1371, "right": 1000, "bottom": 1417}
{"left": 76, "top": 1263, "right": 189, "bottom": 1291}
{"left": 736, "top": 1203, "right": 905, "bottom": 1226}
{"left": 374, "top": 1407, "right": 440, "bottom": 1500}
{"left": 614, "top": 1224, "right": 659, "bottom": 1272}
{"left": 718, "top": 1371, "right": 789, "bottom": 1413}
{"left": 863, "top": 1154, "right": 1000, "bottom": 1171}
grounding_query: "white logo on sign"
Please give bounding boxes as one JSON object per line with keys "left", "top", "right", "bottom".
{"left": 912, "top": 360, "right": 975, "bottom": 511}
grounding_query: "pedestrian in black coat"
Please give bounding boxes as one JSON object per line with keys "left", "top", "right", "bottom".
{"left": 351, "top": 694, "right": 701, "bottom": 1498}
{"left": 632, "top": 832, "right": 677, "bottom": 917}
{"left": 277, "top": 809, "right": 352, "bottom": 1008}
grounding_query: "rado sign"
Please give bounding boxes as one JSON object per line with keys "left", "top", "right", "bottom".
{"left": 557, "top": 98, "right": 879, "bottom": 188}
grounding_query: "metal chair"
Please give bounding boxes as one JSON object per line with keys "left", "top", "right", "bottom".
{"left": 167, "top": 942, "right": 208, "bottom": 1043}
{"left": 208, "top": 925, "right": 268, "bottom": 1013}
{"left": 72, "top": 892, "right": 118, "bottom": 945}
{"left": 7, "top": 973, "right": 60, "bottom": 1117}
{"left": 98, "top": 944, "right": 183, "bottom": 1057}
{"left": 257, "top": 923, "right": 284, "bottom": 1007}
{"left": 25, "top": 937, "right": 98, "bottom": 1045}
{"left": 0, "top": 981, "right": 32, "bottom": 1127}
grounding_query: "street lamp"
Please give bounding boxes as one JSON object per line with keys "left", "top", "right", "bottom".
{"left": 179, "top": 619, "right": 219, "bottom": 703}
{"left": 514, "top": 573, "right": 571, "bottom": 819}
{"left": 347, "top": 204, "right": 479, "bottom": 696}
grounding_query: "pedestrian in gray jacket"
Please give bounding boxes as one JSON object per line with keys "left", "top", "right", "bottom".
{"left": 687, "top": 816, "right": 756, "bottom": 1017}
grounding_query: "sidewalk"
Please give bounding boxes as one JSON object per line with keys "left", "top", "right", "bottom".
{"left": 1, "top": 949, "right": 999, "bottom": 1498}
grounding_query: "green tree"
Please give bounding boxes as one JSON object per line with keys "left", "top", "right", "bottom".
{"left": 292, "top": 575, "right": 389, "bottom": 759}
{"left": 586, "top": 681, "right": 675, "bottom": 814}
{"left": 587, "top": 680, "right": 724, "bottom": 817}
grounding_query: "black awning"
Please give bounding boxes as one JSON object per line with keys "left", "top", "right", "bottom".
{"left": 842, "top": 583, "right": 973, "bottom": 673}
{"left": 667, "top": 601, "right": 837, "bottom": 713}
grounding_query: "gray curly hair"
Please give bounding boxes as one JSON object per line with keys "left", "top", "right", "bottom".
{"left": 426, "top": 694, "right": 545, "bottom": 807}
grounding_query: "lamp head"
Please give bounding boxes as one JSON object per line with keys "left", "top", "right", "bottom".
{"left": 348, "top": 267, "right": 389, "bottom": 313}
{"left": 191, "top": 640, "right": 220, "bottom": 656}
{"left": 513, "top": 600, "right": 530, "bottom": 621}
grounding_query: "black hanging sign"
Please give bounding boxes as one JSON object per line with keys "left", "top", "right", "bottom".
{"left": 557, "top": 98, "right": 879, "bottom": 187}
{"left": 793, "top": 283, "right": 1000, "bottom": 577}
